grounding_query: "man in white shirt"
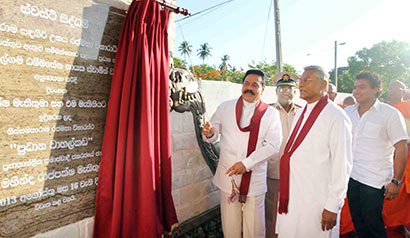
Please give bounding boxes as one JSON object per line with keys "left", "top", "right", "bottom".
{"left": 202, "top": 69, "right": 282, "bottom": 238}
{"left": 345, "top": 71, "right": 409, "bottom": 238}
{"left": 266, "top": 73, "right": 301, "bottom": 238}
{"left": 275, "top": 65, "right": 352, "bottom": 238}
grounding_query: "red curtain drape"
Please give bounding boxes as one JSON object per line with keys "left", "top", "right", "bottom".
{"left": 93, "top": 0, "right": 178, "bottom": 237}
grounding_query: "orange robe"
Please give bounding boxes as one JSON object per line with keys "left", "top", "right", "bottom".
{"left": 340, "top": 100, "right": 410, "bottom": 235}
{"left": 340, "top": 198, "right": 355, "bottom": 235}
{"left": 383, "top": 100, "right": 410, "bottom": 227}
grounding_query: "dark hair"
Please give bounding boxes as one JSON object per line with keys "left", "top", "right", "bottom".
{"left": 242, "top": 69, "right": 266, "bottom": 86}
{"left": 355, "top": 71, "right": 382, "bottom": 97}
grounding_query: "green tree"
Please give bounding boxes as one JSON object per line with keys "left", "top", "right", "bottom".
{"left": 219, "top": 54, "right": 231, "bottom": 81}
{"left": 172, "top": 57, "right": 187, "bottom": 68}
{"left": 337, "top": 40, "right": 410, "bottom": 94}
{"left": 178, "top": 41, "right": 192, "bottom": 61}
{"left": 329, "top": 66, "right": 350, "bottom": 92}
{"left": 197, "top": 43, "right": 212, "bottom": 64}
{"left": 227, "top": 66, "right": 245, "bottom": 84}
{"left": 192, "top": 64, "right": 221, "bottom": 81}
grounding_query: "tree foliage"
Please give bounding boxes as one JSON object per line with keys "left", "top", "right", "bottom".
{"left": 192, "top": 64, "right": 221, "bottom": 80}
{"left": 197, "top": 43, "right": 212, "bottom": 64}
{"left": 336, "top": 40, "right": 410, "bottom": 95}
{"left": 219, "top": 54, "right": 232, "bottom": 81}
{"left": 178, "top": 41, "right": 192, "bottom": 61}
{"left": 172, "top": 57, "right": 187, "bottom": 68}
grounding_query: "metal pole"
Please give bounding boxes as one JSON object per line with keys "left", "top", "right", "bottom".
{"left": 274, "top": 0, "right": 282, "bottom": 73}
{"left": 334, "top": 40, "right": 338, "bottom": 90}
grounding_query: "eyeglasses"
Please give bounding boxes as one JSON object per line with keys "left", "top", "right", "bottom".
{"left": 277, "top": 87, "right": 294, "bottom": 93}
{"left": 297, "top": 78, "right": 319, "bottom": 84}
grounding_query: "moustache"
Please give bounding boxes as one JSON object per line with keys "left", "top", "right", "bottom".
{"left": 244, "top": 89, "right": 255, "bottom": 95}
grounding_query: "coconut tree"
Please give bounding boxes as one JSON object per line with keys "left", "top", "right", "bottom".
{"left": 178, "top": 41, "right": 192, "bottom": 62}
{"left": 197, "top": 43, "right": 212, "bottom": 64}
{"left": 219, "top": 54, "right": 231, "bottom": 80}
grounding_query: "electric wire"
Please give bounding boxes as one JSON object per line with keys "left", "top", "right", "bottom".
{"left": 262, "top": 0, "right": 273, "bottom": 59}
{"left": 176, "top": 0, "right": 234, "bottom": 23}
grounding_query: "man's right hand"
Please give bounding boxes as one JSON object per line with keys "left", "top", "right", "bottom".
{"left": 202, "top": 121, "right": 214, "bottom": 138}
{"left": 385, "top": 182, "right": 400, "bottom": 200}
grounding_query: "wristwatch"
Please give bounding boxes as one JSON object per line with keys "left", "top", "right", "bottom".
{"left": 391, "top": 179, "right": 402, "bottom": 186}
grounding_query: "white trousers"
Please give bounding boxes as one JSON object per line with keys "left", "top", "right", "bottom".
{"left": 220, "top": 190, "right": 265, "bottom": 238}
{"left": 277, "top": 210, "right": 341, "bottom": 238}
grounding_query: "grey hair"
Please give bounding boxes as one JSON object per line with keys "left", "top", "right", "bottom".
{"left": 304, "top": 65, "right": 329, "bottom": 81}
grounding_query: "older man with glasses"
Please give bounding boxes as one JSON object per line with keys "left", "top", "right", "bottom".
{"left": 275, "top": 65, "right": 353, "bottom": 238}
{"left": 266, "top": 73, "right": 301, "bottom": 238}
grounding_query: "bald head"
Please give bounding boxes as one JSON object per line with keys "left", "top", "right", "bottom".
{"left": 390, "top": 80, "right": 406, "bottom": 88}
{"left": 343, "top": 96, "right": 356, "bottom": 108}
{"left": 327, "top": 83, "right": 337, "bottom": 101}
{"left": 387, "top": 80, "right": 407, "bottom": 105}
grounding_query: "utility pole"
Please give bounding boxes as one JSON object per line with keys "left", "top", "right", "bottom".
{"left": 274, "top": 0, "right": 282, "bottom": 73}
{"left": 334, "top": 41, "right": 338, "bottom": 90}
{"left": 334, "top": 41, "right": 346, "bottom": 90}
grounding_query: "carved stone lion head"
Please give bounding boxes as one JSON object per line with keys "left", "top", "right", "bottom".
{"left": 169, "top": 67, "right": 205, "bottom": 115}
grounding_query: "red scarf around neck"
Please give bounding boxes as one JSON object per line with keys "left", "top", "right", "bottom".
{"left": 235, "top": 96, "right": 269, "bottom": 203}
{"left": 278, "top": 95, "right": 329, "bottom": 214}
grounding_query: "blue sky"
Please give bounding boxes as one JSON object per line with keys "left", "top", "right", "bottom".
{"left": 173, "top": 0, "right": 410, "bottom": 74}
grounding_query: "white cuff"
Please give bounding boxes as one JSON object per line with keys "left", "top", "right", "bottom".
{"left": 241, "top": 157, "right": 253, "bottom": 171}
{"left": 324, "top": 198, "right": 343, "bottom": 213}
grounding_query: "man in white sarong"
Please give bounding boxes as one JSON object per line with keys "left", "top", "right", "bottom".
{"left": 276, "top": 65, "right": 353, "bottom": 238}
{"left": 202, "top": 69, "right": 282, "bottom": 238}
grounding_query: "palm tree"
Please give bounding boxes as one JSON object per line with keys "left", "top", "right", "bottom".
{"left": 219, "top": 54, "right": 231, "bottom": 80}
{"left": 197, "top": 43, "right": 212, "bottom": 64}
{"left": 178, "top": 41, "right": 192, "bottom": 62}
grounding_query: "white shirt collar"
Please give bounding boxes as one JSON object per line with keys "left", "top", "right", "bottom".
{"left": 243, "top": 98, "right": 258, "bottom": 108}
{"left": 354, "top": 99, "right": 381, "bottom": 112}
{"left": 305, "top": 99, "right": 320, "bottom": 114}
{"left": 240, "top": 99, "right": 258, "bottom": 127}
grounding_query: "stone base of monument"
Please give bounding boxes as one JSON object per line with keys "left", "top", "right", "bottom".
{"left": 167, "top": 205, "right": 223, "bottom": 238}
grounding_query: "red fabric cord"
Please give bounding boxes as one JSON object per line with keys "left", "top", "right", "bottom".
{"left": 93, "top": 0, "right": 178, "bottom": 237}
{"left": 279, "top": 95, "right": 328, "bottom": 214}
{"left": 235, "top": 96, "right": 269, "bottom": 203}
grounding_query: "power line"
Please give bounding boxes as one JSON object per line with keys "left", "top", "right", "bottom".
{"left": 176, "top": 0, "right": 234, "bottom": 23}
{"left": 177, "top": 4, "right": 226, "bottom": 27}
{"left": 177, "top": 22, "right": 197, "bottom": 78}
{"left": 262, "top": 0, "right": 273, "bottom": 59}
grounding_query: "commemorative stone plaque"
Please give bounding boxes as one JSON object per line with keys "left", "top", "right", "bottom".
{"left": 0, "top": 1, "right": 125, "bottom": 237}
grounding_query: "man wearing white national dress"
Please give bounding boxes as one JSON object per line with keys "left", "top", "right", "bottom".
{"left": 276, "top": 65, "right": 353, "bottom": 238}
{"left": 202, "top": 69, "right": 282, "bottom": 238}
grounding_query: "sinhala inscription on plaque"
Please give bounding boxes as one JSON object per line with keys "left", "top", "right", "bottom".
{"left": 0, "top": 1, "right": 125, "bottom": 237}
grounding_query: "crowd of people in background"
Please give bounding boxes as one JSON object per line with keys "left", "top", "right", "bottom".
{"left": 202, "top": 66, "right": 409, "bottom": 238}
